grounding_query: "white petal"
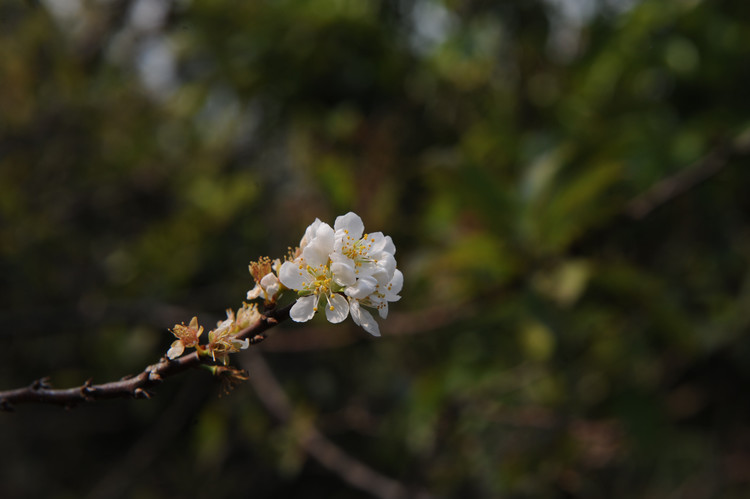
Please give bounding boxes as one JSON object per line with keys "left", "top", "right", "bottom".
{"left": 233, "top": 338, "right": 250, "bottom": 350}
{"left": 303, "top": 223, "right": 334, "bottom": 268}
{"left": 265, "top": 281, "right": 280, "bottom": 298}
{"left": 330, "top": 251, "right": 352, "bottom": 264}
{"left": 386, "top": 269, "right": 403, "bottom": 297}
{"left": 167, "top": 340, "right": 185, "bottom": 359}
{"left": 378, "top": 301, "right": 389, "bottom": 319}
{"left": 334, "top": 212, "right": 364, "bottom": 240}
{"left": 368, "top": 266, "right": 389, "bottom": 287}
{"left": 349, "top": 298, "right": 362, "bottom": 327}
{"left": 215, "top": 317, "right": 233, "bottom": 332}
{"left": 345, "top": 275, "right": 377, "bottom": 299}
{"left": 279, "top": 261, "right": 308, "bottom": 290}
{"left": 271, "top": 258, "right": 282, "bottom": 273}
{"left": 350, "top": 300, "right": 380, "bottom": 336}
{"left": 261, "top": 273, "right": 281, "bottom": 299}
{"left": 246, "top": 285, "right": 262, "bottom": 300}
{"left": 300, "top": 218, "right": 322, "bottom": 248}
{"left": 355, "top": 260, "right": 378, "bottom": 278}
{"left": 331, "top": 260, "right": 356, "bottom": 286}
{"left": 377, "top": 254, "right": 397, "bottom": 281}
{"left": 260, "top": 272, "right": 279, "bottom": 288}
{"left": 325, "top": 293, "right": 349, "bottom": 323}
{"left": 367, "top": 232, "right": 386, "bottom": 252}
{"left": 333, "top": 237, "right": 346, "bottom": 254}
{"left": 290, "top": 295, "right": 317, "bottom": 322}
{"left": 382, "top": 235, "right": 396, "bottom": 255}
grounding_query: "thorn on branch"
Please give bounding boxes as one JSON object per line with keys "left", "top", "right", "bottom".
{"left": 133, "top": 388, "right": 152, "bottom": 399}
{"left": 146, "top": 363, "right": 163, "bottom": 383}
{"left": 249, "top": 333, "right": 267, "bottom": 345}
{"left": 80, "top": 379, "right": 96, "bottom": 401}
{"left": 31, "top": 377, "right": 52, "bottom": 390}
{"left": 262, "top": 315, "right": 278, "bottom": 325}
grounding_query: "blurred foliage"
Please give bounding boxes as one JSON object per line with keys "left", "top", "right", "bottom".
{"left": 2, "top": 0, "right": 750, "bottom": 497}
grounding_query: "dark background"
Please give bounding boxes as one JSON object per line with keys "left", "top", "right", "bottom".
{"left": 2, "top": 0, "right": 750, "bottom": 497}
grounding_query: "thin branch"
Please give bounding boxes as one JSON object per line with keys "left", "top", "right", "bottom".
{"left": 623, "top": 143, "right": 731, "bottom": 219}
{"left": 569, "top": 132, "right": 750, "bottom": 257}
{"left": 623, "top": 131, "right": 750, "bottom": 220}
{"left": 0, "top": 303, "right": 292, "bottom": 411}
{"left": 243, "top": 351, "right": 433, "bottom": 499}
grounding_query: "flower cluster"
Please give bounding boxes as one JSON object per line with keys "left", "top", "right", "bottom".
{"left": 166, "top": 303, "right": 259, "bottom": 364}
{"left": 205, "top": 304, "right": 259, "bottom": 364}
{"left": 278, "top": 212, "right": 402, "bottom": 336}
{"left": 165, "top": 212, "right": 400, "bottom": 364}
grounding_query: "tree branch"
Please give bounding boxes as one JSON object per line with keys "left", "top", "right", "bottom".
{"left": 623, "top": 143, "right": 731, "bottom": 220}
{"left": 243, "top": 350, "right": 433, "bottom": 499}
{"left": 623, "top": 131, "right": 750, "bottom": 220}
{"left": 0, "top": 303, "right": 292, "bottom": 411}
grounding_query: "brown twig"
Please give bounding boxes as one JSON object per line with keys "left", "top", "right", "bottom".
{"left": 0, "top": 303, "right": 292, "bottom": 411}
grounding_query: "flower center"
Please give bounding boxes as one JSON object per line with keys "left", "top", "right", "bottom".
{"left": 342, "top": 234, "right": 376, "bottom": 262}
{"left": 303, "top": 265, "right": 338, "bottom": 311}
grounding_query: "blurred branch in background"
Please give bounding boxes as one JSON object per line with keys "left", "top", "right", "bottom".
{"left": 86, "top": 374, "right": 214, "bottom": 499}
{"left": 244, "top": 350, "right": 432, "bottom": 499}
{"left": 624, "top": 131, "right": 750, "bottom": 220}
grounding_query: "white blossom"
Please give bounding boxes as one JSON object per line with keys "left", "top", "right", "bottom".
{"left": 333, "top": 212, "right": 396, "bottom": 281}
{"left": 247, "top": 258, "right": 283, "bottom": 304}
{"left": 345, "top": 268, "right": 403, "bottom": 338}
{"left": 349, "top": 297, "right": 380, "bottom": 336}
{"left": 247, "top": 267, "right": 281, "bottom": 301}
{"left": 279, "top": 221, "right": 351, "bottom": 324}
{"left": 166, "top": 316, "right": 203, "bottom": 359}
{"left": 280, "top": 213, "right": 402, "bottom": 336}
